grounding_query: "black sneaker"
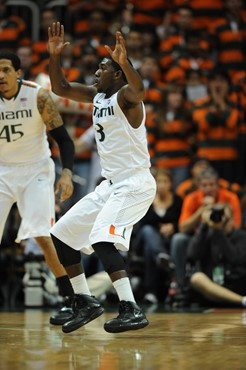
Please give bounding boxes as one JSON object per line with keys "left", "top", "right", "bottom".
{"left": 104, "top": 301, "right": 149, "bottom": 333}
{"left": 50, "top": 297, "right": 74, "bottom": 325}
{"left": 62, "top": 294, "right": 104, "bottom": 333}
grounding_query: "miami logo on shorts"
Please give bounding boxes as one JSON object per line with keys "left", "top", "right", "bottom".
{"left": 109, "top": 225, "right": 126, "bottom": 239}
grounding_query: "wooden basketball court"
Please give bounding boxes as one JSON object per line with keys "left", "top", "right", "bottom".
{"left": 1, "top": 308, "right": 246, "bottom": 370}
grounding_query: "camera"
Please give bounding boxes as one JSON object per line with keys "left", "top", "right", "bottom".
{"left": 210, "top": 208, "right": 224, "bottom": 223}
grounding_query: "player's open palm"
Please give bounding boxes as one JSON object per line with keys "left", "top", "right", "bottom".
{"left": 47, "top": 22, "right": 69, "bottom": 55}
{"left": 105, "top": 31, "right": 127, "bottom": 65}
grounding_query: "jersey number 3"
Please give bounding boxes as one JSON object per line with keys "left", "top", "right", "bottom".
{"left": 95, "top": 123, "right": 105, "bottom": 142}
{"left": 0, "top": 124, "right": 24, "bottom": 142}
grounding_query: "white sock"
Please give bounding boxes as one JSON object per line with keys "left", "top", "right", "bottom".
{"left": 70, "top": 273, "right": 91, "bottom": 295}
{"left": 112, "top": 277, "right": 136, "bottom": 303}
{"left": 242, "top": 296, "right": 246, "bottom": 307}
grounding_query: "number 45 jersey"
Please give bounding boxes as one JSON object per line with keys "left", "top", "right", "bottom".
{"left": 93, "top": 91, "right": 151, "bottom": 181}
{"left": 0, "top": 80, "right": 51, "bottom": 165}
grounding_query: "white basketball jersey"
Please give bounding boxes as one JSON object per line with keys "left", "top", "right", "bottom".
{"left": 92, "top": 91, "right": 151, "bottom": 180}
{"left": 0, "top": 80, "right": 51, "bottom": 164}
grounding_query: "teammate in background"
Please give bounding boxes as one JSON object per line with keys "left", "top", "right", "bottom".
{"left": 0, "top": 51, "right": 75, "bottom": 324}
{"left": 47, "top": 22, "right": 156, "bottom": 333}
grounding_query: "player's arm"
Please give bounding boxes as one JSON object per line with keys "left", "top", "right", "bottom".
{"left": 37, "top": 88, "right": 74, "bottom": 201}
{"left": 105, "top": 31, "right": 145, "bottom": 104}
{"left": 47, "top": 22, "right": 97, "bottom": 103}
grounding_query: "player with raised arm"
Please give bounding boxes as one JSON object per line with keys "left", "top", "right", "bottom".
{"left": 48, "top": 22, "right": 156, "bottom": 333}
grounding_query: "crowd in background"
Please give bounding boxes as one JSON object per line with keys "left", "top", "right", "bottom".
{"left": 1, "top": 0, "right": 246, "bottom": 309}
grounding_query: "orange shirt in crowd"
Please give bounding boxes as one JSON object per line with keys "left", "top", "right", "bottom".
{"left": 179, "top": 187, "right": 241, "bottom": 229}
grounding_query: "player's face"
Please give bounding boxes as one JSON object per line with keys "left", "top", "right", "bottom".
{"left": 94, "top": 59, "right": 115, "bottom": 93}
{"left": 0, "top": 59, "right": 21, "bottom": 98}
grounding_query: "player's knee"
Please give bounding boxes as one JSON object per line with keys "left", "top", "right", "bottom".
{"left": 50, "top": 233, "right": 81, "bottom": 266}
{"left": 92, "top": 242, "right": 126, "bottom": 274}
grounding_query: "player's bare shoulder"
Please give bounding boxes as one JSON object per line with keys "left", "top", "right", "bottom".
{"left": 37, "top": 87, "right": 63, "bottom": 130}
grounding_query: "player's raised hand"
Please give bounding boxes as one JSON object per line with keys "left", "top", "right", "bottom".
{"left": 105, "top": 31, "right": 127, "bottom": 66}
{"left": 47, "top": 22, "right": 70, "bottom": 55}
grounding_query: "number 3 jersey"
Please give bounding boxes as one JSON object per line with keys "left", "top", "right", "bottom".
{"left": 93, "top": 91, "right": 151, "bottom": 180}
{"left": 0, "top": 80, "right": 51, "bottom": 165}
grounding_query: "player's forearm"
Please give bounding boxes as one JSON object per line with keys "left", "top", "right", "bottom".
{"left": 49, "top": 54, "right": 71, "bottom": 96}
{"left": 121, "top": 61, "right": 144, "bottom": 100}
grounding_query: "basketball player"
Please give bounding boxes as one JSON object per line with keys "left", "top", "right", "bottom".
{"left": 48, "top": 22, "right": 156, "bottom": 333}
{"left": 0, "top": 51, "right": 75, "bottom": 323}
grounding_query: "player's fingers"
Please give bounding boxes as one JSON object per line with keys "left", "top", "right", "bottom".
{"left": 56, "top": 22, "right": 61, "bottom": 36}
{"left": 104, "top": 45, "right": 112, "bottom": 55}
{"left": 48, "top": 26, "right": 51, "bottom": 38}
{"left": 62, "top": 42, "right": 70, "bottom": 50}
{"left": 52, "top": 22, "right": 56, "bottom": 36}
{"left": 116, "top": 31, "right": 121, "bottom": 42}
{"left": 61, "top": 24, "right": 65, "bottom": 38}
{"left": 119, "top": 34, "right": 125, "bottom": 48}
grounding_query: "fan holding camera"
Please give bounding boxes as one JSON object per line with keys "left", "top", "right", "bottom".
{"left": 187, "top": 203, "right": 246, "bottom": 307}
{"left": 170, "top": 167, "right": 241, "bottom": 295}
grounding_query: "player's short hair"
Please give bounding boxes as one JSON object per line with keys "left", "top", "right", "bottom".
{"left": 109, "top": 57, "right": 133, "bottom": 83}
{"left": 0, "top": 51, "right": 21, "bottom": 70}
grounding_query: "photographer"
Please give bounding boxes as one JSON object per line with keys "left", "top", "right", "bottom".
{"left": 187, "top": 204, "right": 246, "bottom": 307}
{"left": 170, "top": 167, "right": 241, "bottom": 292}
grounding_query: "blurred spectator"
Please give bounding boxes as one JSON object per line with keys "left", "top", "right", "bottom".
{"left": 72, "top": 9, "right": 113, "bottom": 58}
{"left": 55, "top": 37, "right": 83, "bottom": 82}
{"left": 211, "top": 0, "right": 246, "bottom": 78}
{"left": 185, "top": 69, "right": 208, "bottom": 102}
{"left": 125, "top": 28, "right": 145, "bottom": 69}
{"left": 138, "top": 56, "right": 165, "bottom": 113}
{"left": 176, "top": 158, "right": 242, "bottom": 199}
{"left": 130, "top": 169, "right": 182, "bottom": 303}
{"left": 32, "top": 8, "right": 58, "bottom": 75}
{"left": 188, "top": 203, "right": 246, "bottom": 308}
{"left": 170, "top": 167, "right": 241, "bottom": 292}
{"left": 16, "top": 46, "right": 37, "bottom": 81}
{"left": 149, "top": 84, "right": 193, "bottom": 189}
{"left": 141, "top": 26, "right": 160, "bottom": 57}
{"left": 68, "top": 0, "right": 119, "bottom": 19}
{"left": 164, "top": 29, "right": 214, "bottom": 84}
{"left": 158, "top": 5, "right": 194, "bottom": 70}
{"left": 0, "top": 0, "right": 30, "bottom": 50}
{"left": 77, "top": 45, "right": 99, "bottom": 85}
{"left": 192, "top": 68, "right": 245, "bottom": 184}
{"left": 187, "top": 0, "right": 224, "bottom": 32}
{"left": 126, "top": 0, "right": 168, "bottom": 28}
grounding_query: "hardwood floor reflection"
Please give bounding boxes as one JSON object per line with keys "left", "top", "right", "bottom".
{"left": 0, "top": 310, "right": 246, "bottom": 370}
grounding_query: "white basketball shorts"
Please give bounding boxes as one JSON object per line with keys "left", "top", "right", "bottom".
{"left": 0, "top": 158, "right": 55, "bottom": 242}
{"left": 50, "top": 170, "right": 156, "bottom": 254}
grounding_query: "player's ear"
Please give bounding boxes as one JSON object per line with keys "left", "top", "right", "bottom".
{"left": 114, "top": 70, "right": 122, "bottom": 80}
{"left": 16, "top": 69, "right": 22, "bottom": 78}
